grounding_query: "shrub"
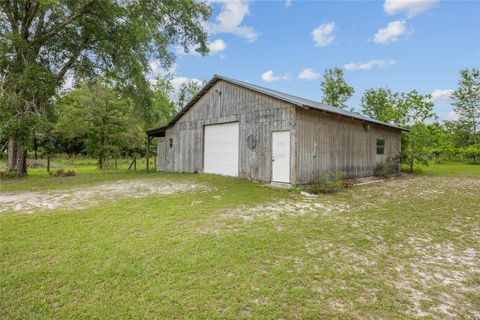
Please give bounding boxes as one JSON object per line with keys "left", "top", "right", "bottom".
{"left": 49, "top": 169, "right": 76, "bottom": 177}
{"left": 0, "top": 170, "right": 22, "bottom": 180}
{"left": 310, "top": 170, "right": 347, "bottom": 194}
{"left": 374, "top": 161, "right": 399, "bottom": 177}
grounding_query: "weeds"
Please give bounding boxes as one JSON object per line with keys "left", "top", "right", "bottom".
{"left": 0, "top": 170, "right": 22, "bottom": 180}
{"left": 48, "top": 169, "right": 76, "bottom": 177}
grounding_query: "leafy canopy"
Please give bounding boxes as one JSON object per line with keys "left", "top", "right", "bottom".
{"left": 452, "top": 68, "right": 480, "bottom": 144}
{"left": 0, "top": 0, "right": 211, "bottom": 144}
{"left": 320, "top": 67, "right": 354, "bottom": 109}
{"left": 361, "top": 88, "right": 401, "bottom": 124}
{"left": 55, "top": 81, "right": 143, "bottom": 166}
{"left": 175, "top": 80, "right": 205, "bottom": 111}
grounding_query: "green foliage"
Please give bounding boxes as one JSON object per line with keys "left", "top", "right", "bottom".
{"left": 150, "top": 78, "right": 176, "bottom": 127}
{"left": 176, "top": 80, "right": 205, "bottom": 111}
{"left": 0, "top": 170, "right": 22, "bottom": 180}
{"left": 461, "top": 144, "right": 480, "bottom": 163}
{"left": 320, "top": 68, "right": 354, "bottom": 109}
{"left": 0, "top": 0, "right": 211, "bottom": 174}
{"left": 310, "top": 170, "right": 347, "bottom": 194}
{"left": 452, "top": 68, "right": 480, "bottom": 144}
{"left": 396, "top": 91, "right": 436, "bottom": 172}
{"left": 55, "top": 82, "right": 143, "bottom": 168}
{"left": 443, "top": 120, "right": 472, "bottom": 148}
{"left": 361, "top": 88, "right": 398, "bottom": 123}
{"left": 374, "top": 161, "right": 399, "bottom": 177}
{"left": 48, "top": 169, "right": 76, "bottom": 177}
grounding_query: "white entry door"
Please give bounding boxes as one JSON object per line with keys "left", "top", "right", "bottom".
{"left": 204, "top": 122, "right": 239, "bottom": 176}
{"left": 272, "top": 131, "right": 291, "bottom": 183}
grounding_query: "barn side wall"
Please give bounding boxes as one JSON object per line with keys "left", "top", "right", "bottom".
{"left": 156, "top": 80, "right": 296, "bottom": 183}
{"left": 295, "top": 109, "right": 402, "bottom": 184}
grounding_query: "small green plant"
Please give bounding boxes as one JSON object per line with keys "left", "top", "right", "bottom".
{"left": 374, "top": 160, "right": 399, "bottom": 178}
{"left": 0, "top": 170, "right": 22, "bottom": 180}
{"left": 310, "top": 170, "right": 347, "bottom": 194}
{"left": 49, "top": 169, "right": 76, "bottom": 177}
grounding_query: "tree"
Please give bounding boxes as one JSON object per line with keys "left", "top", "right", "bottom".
{"left": 0, "top": 0, "right": 210, "bottom": 175}
{"left": 56, "top": 82, "right": 141, "bottom": 169}
{"left": 462, "top": 144, "right": 480, "bottom": 163}
{"left": 444, "top": 120, "right": 471, "bottom": 151}
{"left": 176, "top": 80, "right": 204, "bottom": 111}
{"left": 361, "top": 88, "right": 398, "bottom": 123}
{"left": 452, "top": 68, "right": 480, "bottom": 144}
{"left": 424, "top": 122, "right": 450, "bottom": 163}
{"left": 149, "top": 78, "right": 176, "bottom": 127}
{"left": 320, "top": 67, "right": 354, "bottom": 109}
{"left": 399, "top": 91, "right": 437, "bottom": 172}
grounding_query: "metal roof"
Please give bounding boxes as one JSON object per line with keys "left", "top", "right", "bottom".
{"left": 147, "top": 74, "right": 406, "bottom": 136}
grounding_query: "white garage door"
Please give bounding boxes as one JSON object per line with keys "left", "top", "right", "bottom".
{"left": 204, "top": 122, "right": 239, "bottom": 176}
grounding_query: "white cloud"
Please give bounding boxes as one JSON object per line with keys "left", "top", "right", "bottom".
{"left": 176, "top": 39, "right": 226, "bottom": 56}
{"left": 285, "top": 0, "right": 292, "bottom": 7}
{"left": 261, "top": 70, "right": 289, "bottom": 82}
{"left": 384, "top": 0, "right": 438, "bottom": 17}
{"left": 298, "top": 68, "right": 320, "bottom": 80}
{"left": 311, "top": 22, "right": 336, "bottom": 47}
{"left": 208, "top": 39, "right": 227, "bottom": 53}
{"left": 344, "top": 59, "right": 396, "bottom": 71}
{"left": 374, "top": 20, "right": 409, "bottom": 44}
{"left": 206, "top": 0, "right": 258, "bottom": 42}
{"left": 430, "top": 89, "right": 454, "bottom": 102}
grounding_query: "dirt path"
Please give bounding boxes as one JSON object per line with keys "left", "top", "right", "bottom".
{"left": 0, "top": 179, "right": 202, "bottom": 214}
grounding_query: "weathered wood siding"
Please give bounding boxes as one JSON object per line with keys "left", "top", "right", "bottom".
{"left": 156, "top": 80, "right": 296, "bottom": 182}
{"left": 295, "top": 109, "right": 401, "bottom": 184}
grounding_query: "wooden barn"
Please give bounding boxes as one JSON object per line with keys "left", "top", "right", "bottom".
{"left": 147, "top": 75, "right": 405, "bottom": 185}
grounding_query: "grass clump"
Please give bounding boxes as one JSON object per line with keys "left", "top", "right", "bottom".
{"left": 0, "top": 170, "right": 22, "bottom": 180}
{"left": 48, "top": 169, "right": 76, "bottom": 177}
{"left": 309, "top": 170, "right": 348, "bottom": 194}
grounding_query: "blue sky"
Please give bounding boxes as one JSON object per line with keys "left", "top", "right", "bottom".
{"left": 155, "top": 0, "right": 480, "bottom": 121}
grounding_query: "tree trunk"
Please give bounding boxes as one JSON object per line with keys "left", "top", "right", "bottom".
{"left": 7, "top": 138, "right": 28, "bottom": 175}
{"left": 15, "top": 146, "right": 28, "bottom": 176}
{"left": 7, "top": 138, "right": 17, "bottom": 171}
{"left": 410, "top": 135, "right": 416, "bottom": 173}
{"left": 47, "top": 155, "right": 51, "bottom": 172}
{"left": 34, "top": 137, "right": 38, "bottom": 159}
{"left": 99, "top": 154, "right": 103, "bottom": 169}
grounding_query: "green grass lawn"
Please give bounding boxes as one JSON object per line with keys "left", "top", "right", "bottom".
{"left": 1, "top": 161, "right": 479, "bottom": 319}
{"left": 0, "top": 158, "right": 155, "bottom": 192}
{"left": 411, "top": 160, "right": 480, "bottom": 176}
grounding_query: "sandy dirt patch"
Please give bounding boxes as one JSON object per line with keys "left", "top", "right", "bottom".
{"left": 394, "top": 238, "right": 480, "bottom": 319}
{"left": 0, "top": 179, "right": 203, "bottom": 214}
{"left": 196, "top": 195, "right": 351, "bottom": 235}
{"left": 219, "top": 197, "right": 350, "bottom": 222}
